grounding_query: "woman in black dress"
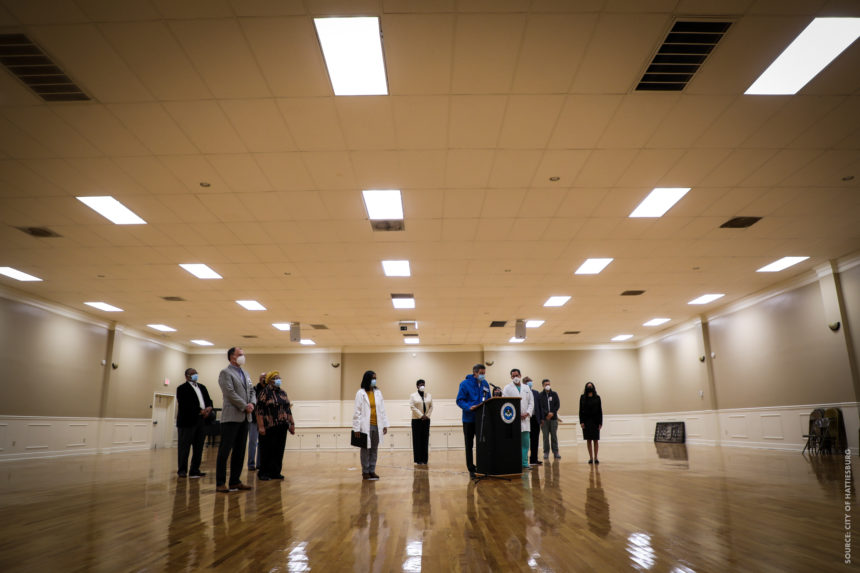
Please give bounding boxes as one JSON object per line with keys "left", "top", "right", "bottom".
{"left": 579, "top": 381, "right": 603, "bottom": 464}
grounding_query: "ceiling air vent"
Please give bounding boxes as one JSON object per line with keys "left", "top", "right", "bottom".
{"left": 490, "top": 321, "right": 507, "bottom": 328}
{"left": 310, "top": 324, "right": 329, "bottom": 330}
{"left": 720, "top": 216, "right": 761, "bottom": 229}
{"left": 636, "top": 20, "right": 732, "bottom": 92}
{"left": 563, "top": 331, "right": 581, "bottom": 335}
{"left": 621, "top": 290, "right": 646, "bottom": 296}
{"left": 242, "top": 334, "right": 258, "bottom": 339}
{"left": 161, "top": 296, "right": 186, "bottom": 302}
{"left": 16, "top": 226, "right": 61, "bottom": 238}
{"left": 370, "top": 220, "right": 405, "bottom": 232}
{"left": 0, "top": 34, "right": 90, "bottom": 102}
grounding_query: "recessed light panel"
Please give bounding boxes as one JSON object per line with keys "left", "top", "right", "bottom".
{"left": 236, "top": 300, "right": 266, "bottom": 311}
{"left": 575, "top": 258, "right": 614, "bottom": 275}
{"left": 314, "top": 17, "right": 388, "bottom": 96}
{"left": 392, "top": 298, "right": 415, "bottom": 309}
{"left": 688, "top": 294, "right": 724, "bottom": 305}
{"left": 272, "top": 323, "right": 291, "bottom": 331}
{"left": 179, "top": 264, "right": 222, "bottom": 279}
{"left": 77, "top": 196, "right": 146, "bottom": 225}
{"left": 191, "top": 339, "right": 213, "bottom": 346}
{"left": 363, "top": 190, "right": 403, "bottom": 220}
{"left": 300, "top": 339, "right": 316, "bottom": 346}
{"left": 756, "top": 256, "right": 809, "bottom": 273}
{"left": 629, "top": 187, "right": 690, "bottom": 218}
{"left": 84, "top": 301, "right": 123, "bottom": 312}
{"left": 612, "top": 334, "right": 633, "bottom": 342}
{"left": 746, "top": 18, "right": 860, "bottom": 95}
{"left": 543, "top": 296, "right": 571, "bottom": 307}
{"left": 509, "top": 337, "right": 525, "bottom": 343}
{"left": 0, "top": 266, "right": 42, "bottom": 281}
{"left": 404, "top": 337, "right": 419, "bottom": 345}
{"left": 148, "top": 324, "right": 176, "bottom": 332}
{"left": 643, "top": 318, "right": 671, "bottom": 327}
{"left": 382, "top": 260, "right": 411, "bottom": 277}
{"left": 525, "top": 320, "right": 544, "bottom": 328}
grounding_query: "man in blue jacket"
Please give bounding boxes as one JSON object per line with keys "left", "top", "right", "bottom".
{"left": 456, "top": 363, "right": 491, "bottom": 478}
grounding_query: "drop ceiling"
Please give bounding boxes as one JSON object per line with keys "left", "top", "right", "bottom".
{"left": 0, "top": 0, "right": 858, "bottom": 350}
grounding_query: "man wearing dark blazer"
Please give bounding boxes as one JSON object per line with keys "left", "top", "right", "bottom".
{"left": 176, "top": 367, "right": 213, "bottom": 478}
{"left": 215, "top": 346, "right": 256, "bottom": 492}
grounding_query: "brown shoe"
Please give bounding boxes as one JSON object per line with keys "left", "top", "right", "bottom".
{"left": 362, "top": 472, "right": 370, "bottom": 480}
{"left": 230, "top": 482, "right": 252, "bottom": 491}
{"left": 216, "top": 485, "right": 230, "bottom": 493}
{"left": 369, "top": 472, "right": 380, "bottom": 480}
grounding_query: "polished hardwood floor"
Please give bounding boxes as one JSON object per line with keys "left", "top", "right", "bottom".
{"left": 0, "top": 442, "right": 851, "bottom": 572}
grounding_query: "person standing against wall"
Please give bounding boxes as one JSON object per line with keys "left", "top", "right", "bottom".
{"left": 579, "top": 381, "right": 603, "bottom": 464}
{"left": 539, "top": 379, "right": 561, "bottom": 460}
{"left": 247, "top": 372, "right": 266, "bottom": 472}
{"left": 176, "top": 367, "right": 213, "bottom": 478}
{"left": 353, "top": 370, "right": 389, "bottom": 481}
{"left": 409, "top": 379, "right": 433, "bottom": 466}
{"left": 256, "top": 370, "right": 294, "bottom": 481}
{"left": 456, "top": 364, "right": 491, "bottom": 479}
{"left": 502, "top": 368, "right": 535, "bottom": 470}
{"left": 215, "top": 346, "right": 256, "bottom": 493}
{"left": 526, "top": 377, "right": 543, "bottom": 466}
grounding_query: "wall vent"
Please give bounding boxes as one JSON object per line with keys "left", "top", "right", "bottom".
{"left": 636, "top": 20, "right": 732, "bottom": 92}
{"left": 161, "top": 296, "right": 186, "bottom": 302}
{"left": 621, "top": 290, "right": 646, "bottom": 296}
{"left": 241, "top": 334, "right": 258, "bottom": 339}
{"left": 310, "top": 324, "right": 329, "bottom": 330}
{"left": 720, "top": 216, "right": 761, "bottom": 229}
{"left": 563, "top": 331, "right": 581, "bottom": 335}
{"left": 0, "top": 33, "right": 90, "bottom": 101}
{"left": 489, "top": 321, "right": 507, "bottom": 328}
{"left": 16, "top": 226, "right": 61, "bottom": 238}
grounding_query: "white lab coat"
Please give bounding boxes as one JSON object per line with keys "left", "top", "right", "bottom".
{"left": 502, "top": 382, "right": 534, "bottom": 432}
{"left": 352, "top": 388, "right": 390, "bottom": 448}
{"left": 409, "top": 391, "right": 433, "bottom": 419}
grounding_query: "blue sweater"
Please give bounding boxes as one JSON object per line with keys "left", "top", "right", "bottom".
{"left": 456, "top": 374, "right": 491, "bottom": 423}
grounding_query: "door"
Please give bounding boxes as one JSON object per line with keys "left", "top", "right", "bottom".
{"left": 151, "top": 394, "right": 174, "bottom": 449}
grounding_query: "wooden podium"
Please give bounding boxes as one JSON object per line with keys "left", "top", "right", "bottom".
{"left": 475, "top": 396, "right": 522, "bottom": 477}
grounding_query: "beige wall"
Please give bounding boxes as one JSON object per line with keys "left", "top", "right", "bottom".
{"left": 483, "top": 348, "right": 643, "bottom": 415}
{"left": 0, "top": 296, "right": 107, "bottom": 417}
{"left": 840, "top": 263, "right": 860, "bottom": 384}
{"left": 709, "top": 281, "right": 854, "bottom": 409}
{"left": 638, "top": 325, "right": 710, "bottom": 413}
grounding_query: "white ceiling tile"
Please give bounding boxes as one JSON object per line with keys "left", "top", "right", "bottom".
{"left": 542, "top": 217, "right": 586, "bottom": 240}
{"left": 646, "top": 95, "right": 734, "bottom": 149}
{"left": 740, "top": 149, "right": 821, "bottom": 187}
{"left": 317, "top": 190, "right": 363, "bottom": 220}
{"left": 196, "top": 192, "right": 257, "bottom": 223}
{"left": 694, "top": 97, "right": 789, "bottom": 149}
{"left": 451, "top": 14, "right": 526, "bottom": 93}
{"left": 304, "top": 0, "right": 379, "bottom": 15}
{"left": 384, "top": 13, "right": 454, "bottom": 95}
{"left": 229, "top": 0, "right": 305, "bottom": 17}
{"left": 277, "top": 98, "right": 346, "bottom": 151}
{"left": 241, "top": 17, "right": 331, "bottom": 97}
{"left": 497, "top": 95, "right": 564, "bottom": 149}
{"left": 20, "top": 158, "right": 98, "bottom": 196}
{"left": 742, "top": 96, "right": 843, "bottom": 148}
{"left": 76, "top": 0, "right": 161, "bottom": 21}
{"left": 573, "top": 149, "right": 638, "bottom": 188}
{"left": 475, "top": 218, "right": 515, "bottom": 240}
{"left": 487, "top": 150, "right": 542, "bottom": 188}
{"left": 397, "top": 151, "right": 447, "bottom": 188}
{"left": 780, "top": 150, "right": 860, "bottom": 188}
{"left": 616, "top": 149, "right": 685, "bottom": 188}
{"left": 301, "top": 151, "right": 357, "bottom": 189}
{"left": 443, "top": 189, "right": 485, "bottom": 218}
{"left": 598, "top": 94, "right": 679, "bottom": 148}
{"left": 556, "top": 188, "right": 607, "bottom": 217}
{"left": 207, "top": 154, "right": 272, "bottom": 192}
{"left": 517, "top": 189, "right": 567, "bottom": 218}
{"left": 255, "top": 152, "right": 316, "bottom": 191}
{"left": 158, "top": 155, "right": 230, "bottom": 192}
{"left": 659, "top": 148, "right": 732, "bottom": 187}
{"left": 108, "top": 103, "right": 199, "bottom": 155}
{"left": 52, "top": 105, "right": 149, "bottom": 157}
{"left": 220, "top": 99, "right": 296, "bottom": 153}
{"left": 788, "top": 96, "right": 860, "bottom": 149}
{"left": 113, "top": 157, "right": 188, "bottom": 195}
{"left": 445, "top": 149, "right": 494, "bottom": 188}
{"left": 448, "top": 95, "right": 507, "bottom": 148}
{"left": 547, "top": 95, "right": 623, "bottom": 149}
{"left": 3, "top": 107, "right": 101, "bottom": 157}
{"left": 0, "top": 160, "right": 65, "bottom": 197}
{"left": 335, "top": 98, "right": 397, "bottom": 150}
{"left": 150, "top": 0, "right": 233, "bottom": 19}
{"left": 481, "top": 189, "right": 525, "bottom": 218}
{"left": 163, "top": 101, "right": 247, "bottom": 154}
{"left": 530, "top": 150, "right": 590, "bottom": 188}
{"left": 0, "top": 115, "right": 53, "bottom": 158}
{"left": 511, "top": 14, "right": 596, "bottom": 93}
{"left": 350, "top": 151, "right": 401, "bottom": 189}
{"left": 699, "top": 149, "right": 777, "bottom": 187}
{"left": 2, "top": 0, "right": 88, "bottom": 25}
{"left": 392, "top": 96, "right": 448, "bottom": 149}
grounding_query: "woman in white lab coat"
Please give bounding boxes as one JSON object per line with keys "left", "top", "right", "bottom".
{"left": 352, "top": 370, "right": 389, "bottom": 481}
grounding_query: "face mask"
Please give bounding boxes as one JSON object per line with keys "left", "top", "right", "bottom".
{"left": 236, "top": 355, "right": 246, "bottom": 366}
{"left": 274, "top": 379, "right": 281, "bottom": 388}
{"left": 513, "top": 377, "right": 521, "bottom": 385}
{"left": 190, "top": 374, "right": 198, "bottom": 383}
{"left": 545, "top": 385, "right": 551, "bottom": 392}
{"left": 526, "top": 381, "right": 533, "bottom": 389}
{"left": 478, "top": 374, "right": 485, "bottom": 381}
{"left": 418, "top": 385, "right": 425, "bottom": 392}
{"left": 587, "top": 387, "right": 594, "bottom": 394}
{"left": 371, "top": 379, "right": 377, "bottom": 388}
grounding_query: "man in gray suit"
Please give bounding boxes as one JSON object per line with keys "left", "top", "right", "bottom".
{"left": 215, "top": 346, "right": 256, "bottom": 492}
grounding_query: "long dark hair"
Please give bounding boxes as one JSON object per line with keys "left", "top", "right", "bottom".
{"left": 360, "top": 370, "right": 376, "bottom": 392}
{"left": 583, "top": 381, "right": 598, "bottom": 397}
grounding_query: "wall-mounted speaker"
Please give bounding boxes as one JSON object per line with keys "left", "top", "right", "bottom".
{"left": 290, "top": 322, "right": 301, "bottom": 342}
{"left": 515, "top": 319, "right": 526, "bottom": 339}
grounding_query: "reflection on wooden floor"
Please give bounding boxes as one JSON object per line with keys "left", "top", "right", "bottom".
{"left": 0, "top": 443, "right": 852, "bottom": 572}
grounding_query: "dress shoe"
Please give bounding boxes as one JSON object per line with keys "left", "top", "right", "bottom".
{"left": 230, "top": 482, "right": 252, "bottom": 491}
{"left": 258, "top": 474, "right": 271, "bottom": 481}
{"left": 216, "top": 485, "right": 230, "bottom": 493}
{"left": 189, "top": 472, "right": 206, "bottom": 478}
{"left": 275, "top": 474, "right": 285, "bottom": 480}
{"left": 362, "top": 472, "right": 371, "bottom": 480}
{"left": 554, "top": 454, "right": 562, "bottom": 459}
{"left": 369, "top": 472, "right": 380, "bottom": 480}
{"left": 177, "top": 472, "right": 187, "bottom": 478}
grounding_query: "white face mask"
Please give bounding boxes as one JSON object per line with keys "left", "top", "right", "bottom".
{"left": 236, "top": 355, "right": 246, "bottom": 366}
{"left": 513, "top": 377, "right": 522, "bottom": 385}
{"left": 418, "top": 385, "right": 425, "bottom": 392}
{"left": 544, "top": 385, "right": 551, "bottom": 392}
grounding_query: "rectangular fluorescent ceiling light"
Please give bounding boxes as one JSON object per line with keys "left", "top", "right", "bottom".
{"left": 300, "top": 339, "right": 316, "bottom": 346}
{"left": 745, "top": 18, "right": 860, "bottom": 95}
{"left": 392, "top": 297, "right": 415, "bottom": 309}
{"left": 525, "top": 320, "right": 544, "bottom": 328}
{"left": 382, "top": 260, "right": 411, "bottom": 277}
{"left": 314, "top": 17, "right": 388, "bottom": 96}
{"left": 179, "top": 263, "right": 222, "bottom": 279}
{"left": 76, "top": 196, "right": 146, "bottom": 225}
{"left": 362, "top": 190, "right": 403, "bottom": 220}
{"left": 543, "top": 296, "right": 571, "bottom": 307}
{"left": 688, "top": 293, "right": 724, "bottom": 305}
{"left": 236, "top": 300, "right": 266, "bottom": 311}
{"left": 643, "top": 318, "right": 670, "bottom": 327}
{"left": 575, "top": 258, "right": 614, "bottom": 275}
{"left": 272, "top": 323, "right": 292, "bottom": 331}
{"left": 509, "top": 337, "right": 525, "bottom": 343}
{"left": 84, "top": 301, "right": 123, "bottom": 312}
{"left": 191, "top": 339, "right": 213, "bottom": 346}
{"left": 611, "top": 334, "right": 633, "bottom": 342}
{"left": 629, "top": 188, "right": 690, "bottom": 218}
{"left": 147, "top": 324, "right": 176, "bottom": 332}
{"left": 0, "top": 266, "right": 42, "bottom": 281}
{"left": 756, "top": 256, "right": 809, "bottom": 272}
{"left": 404, "top": 337, "right": 419, "bottom": 345}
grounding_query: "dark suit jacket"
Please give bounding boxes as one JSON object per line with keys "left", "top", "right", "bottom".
{"left": 176, "top": 381, "right": 213, "bottom": 428}
{"left": 537, "top": 389, "right": 560, "bottom": 421}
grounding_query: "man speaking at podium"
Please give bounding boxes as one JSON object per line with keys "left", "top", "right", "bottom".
{"left": 456, "top": 364, "right": 491, "bottom": 478}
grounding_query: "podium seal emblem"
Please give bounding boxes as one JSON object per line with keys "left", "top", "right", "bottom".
{"left": 500, "top": 402, "right": 516, "bottom": 424}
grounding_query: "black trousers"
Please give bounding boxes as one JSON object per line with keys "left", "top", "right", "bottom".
{"left": 529, "top": 416, "right": 541, "bottom": 463}
{"left": 216, "top": 420, "right": 248, "bottom": 486}
{"left": 177, "top": 417, "right": 206, "bottom": 474}
{"left": 259, "top": 425, "right": 288, "bottom": 478}
{"left": 411, "top": 418, "right": 430, "bottom": 464}
{"left": 463, "top": 421, "right": 476, "bottom": 474}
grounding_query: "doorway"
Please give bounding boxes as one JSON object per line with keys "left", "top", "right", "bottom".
{"left": 151, "top": 393, "right": 175, "bottom": 449}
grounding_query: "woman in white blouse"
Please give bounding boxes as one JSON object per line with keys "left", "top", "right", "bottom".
{"left": 409, "top": 379, "right": 433, "bottom": 466}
